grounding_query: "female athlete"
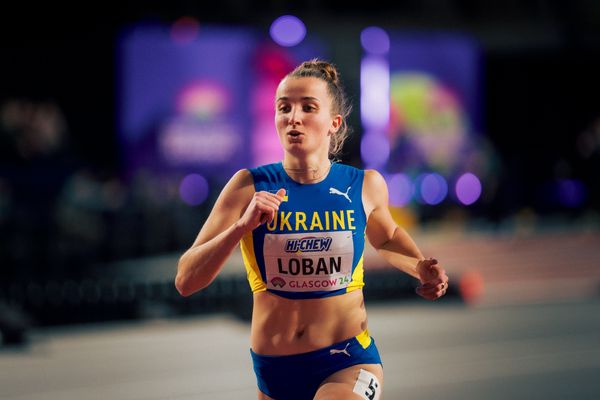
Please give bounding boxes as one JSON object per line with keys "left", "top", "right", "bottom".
{"left": 175, "top": 59, "right": 449, "bottom": 400}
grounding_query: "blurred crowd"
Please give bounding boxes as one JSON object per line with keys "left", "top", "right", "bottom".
{"left": 0, "top": 98, "right": 207, "bottom": 286}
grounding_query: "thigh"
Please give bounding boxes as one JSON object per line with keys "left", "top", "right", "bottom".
{"left": 314, "top": 363, "right": 383, "bottom": 400}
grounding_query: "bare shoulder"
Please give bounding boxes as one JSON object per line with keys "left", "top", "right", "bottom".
{"left": 217, "top": 169, "right": 255, "bottom": 208}
{"left": 191, "top": 169, "right": 255, "bottom": 247}
{"left": 363, "top": 169, "right": 387, "bottom": 191}
{"left": 362, "top": 169, "right": 389, "bottom": 216}
{"left": 226, "top": 168, "right": 254, "bottom": 188}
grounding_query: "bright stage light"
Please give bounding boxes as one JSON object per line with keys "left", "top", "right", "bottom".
{"left": 270, "top": 15, "right": 306, "bottom": 47}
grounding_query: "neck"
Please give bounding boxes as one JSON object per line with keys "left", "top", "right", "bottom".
{"left": 282, "top": 154, "right": 332, "bottom": 183}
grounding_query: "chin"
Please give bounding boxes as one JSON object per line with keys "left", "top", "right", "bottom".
{"left": 284, "top": 144, "right": 311, "bottom": 156}
{"left": 285, "top": 143, "right": 305, "bottom": 152}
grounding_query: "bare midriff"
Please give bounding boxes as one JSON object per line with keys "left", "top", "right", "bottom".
{"left": 250, "top": 289, "right": 368, "bottom": 356}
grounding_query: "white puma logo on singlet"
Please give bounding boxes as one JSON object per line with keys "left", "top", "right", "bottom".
{"left": 329, "top": 186, "right": 352, "bottom": 203}
{"left": 330, "top": 342, "right": 351, "bottom": 357}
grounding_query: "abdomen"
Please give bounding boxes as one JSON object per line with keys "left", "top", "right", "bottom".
{"left": 250, "top": 289, "right": 367, "bottom": 355}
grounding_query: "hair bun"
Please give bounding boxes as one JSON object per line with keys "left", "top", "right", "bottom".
{"left": 300, "top": 59, "right": 339, "bottom": 85}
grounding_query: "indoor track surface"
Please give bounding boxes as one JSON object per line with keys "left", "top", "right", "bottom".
{"left": 1, "top": 298, "right": 599, "bottom": 400}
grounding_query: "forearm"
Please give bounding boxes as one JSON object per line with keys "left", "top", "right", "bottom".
{"left": 376, "top": 226, "right": 424, "bottom": 280}
{"left": 175, "top": 221, "right": 247, "bottom": 296}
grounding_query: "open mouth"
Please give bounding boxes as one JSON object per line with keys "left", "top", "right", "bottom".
{"left": 287, "top": 130, "right": 304, "bottom": 142}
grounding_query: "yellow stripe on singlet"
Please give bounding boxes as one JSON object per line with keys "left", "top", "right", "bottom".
{"left": 345, "top": 254, "right": 365, "bottom": 293}
{"left": 241, "top": 231, "right": 267, "bottom": 293}
{"left": 356, "top": 329, "right": 372, "bottom": 349}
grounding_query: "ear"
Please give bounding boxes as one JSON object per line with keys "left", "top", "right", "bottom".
{"left": 329, "top": 115, "right": 342, "bottom": 135}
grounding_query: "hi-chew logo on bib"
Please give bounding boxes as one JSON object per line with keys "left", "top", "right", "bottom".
{"left": 285, "top": 236, "right": 332, "bottom": 253}
{"left": 263, "top": 231, "right": 354, "bottom": 292}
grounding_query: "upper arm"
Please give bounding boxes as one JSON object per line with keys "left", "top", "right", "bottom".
{"left": 190, "top": 169, "right": 255, "bottom": 248}
{"left": 362, "top": 169, "right": 398, "bottom": 249}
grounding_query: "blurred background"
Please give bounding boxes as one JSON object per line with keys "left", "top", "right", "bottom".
{"left": 1, "top": 1, "right": 600, "bottom": 399}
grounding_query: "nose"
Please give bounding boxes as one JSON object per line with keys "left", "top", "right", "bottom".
{"left": 288, "top": 107, "right": 301, "bottom": 126}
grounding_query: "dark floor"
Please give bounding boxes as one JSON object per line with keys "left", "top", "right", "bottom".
{"left": 1, "top": 298, "right": 599, "bottom": 399}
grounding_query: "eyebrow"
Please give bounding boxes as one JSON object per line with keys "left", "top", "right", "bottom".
{"left": 276, "top": 96, "right": 321, "bottom": 102}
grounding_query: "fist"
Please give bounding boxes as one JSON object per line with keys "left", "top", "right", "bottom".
{"left": 416, "top": 258, "right": 449, "bottom": 301}
{"left": 238, "top": 188, "right": 286, "bottom": 231}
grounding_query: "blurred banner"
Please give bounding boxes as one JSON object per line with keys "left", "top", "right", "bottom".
{"left": 361, "top": 30, "right": 487, "bottom": 215}
{"left": 117, "top": 20, "right": 327, "bottom": 192}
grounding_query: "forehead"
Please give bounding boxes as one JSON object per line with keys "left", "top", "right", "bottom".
{"left": 275, "top": 77, "right": 330, "bottom": 101}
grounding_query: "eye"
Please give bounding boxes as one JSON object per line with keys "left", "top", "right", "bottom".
{"left": 303, "top": 105, "right": 316, "bottom": 112}
{"left": 277, "top": 104, "right": 291, "bottom": 113}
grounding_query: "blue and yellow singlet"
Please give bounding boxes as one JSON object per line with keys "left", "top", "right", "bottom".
{"left": 240, "top": 162, "right": 367, "bottom": 300}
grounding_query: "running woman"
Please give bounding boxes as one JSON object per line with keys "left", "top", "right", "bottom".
{"left": 175, "top": 59, "right": 449, "bottom": 400}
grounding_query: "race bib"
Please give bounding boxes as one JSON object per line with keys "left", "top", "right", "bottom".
{"left": 263, "top": 231, "right": 354, "bottom": 292}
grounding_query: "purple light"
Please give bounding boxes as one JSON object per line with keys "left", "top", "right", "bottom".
{"left": 419, "top": 173, "right": 448, "bottom": 205}
{"left": 269, "top": 15, "right": 306, "bottom": 47}
{"left": 388, "top": 173, "right": 414, "bottom": 207}
{"left": 361, "top": 133, "right": 390, "bottom": 168}
{"left": 179, "top": 174, "right": 209, "bottom": 206}
{"left": 360, "top": 57, "right": 390, "bottom": 129}
{"left": 361, "top": 27, "right": 390, "bottom": 55}
{"left": 557, "top": 179, "right": 586, "bottom": 207}
{"left": 455, "top": 173, "right": 482, "bottom": 205}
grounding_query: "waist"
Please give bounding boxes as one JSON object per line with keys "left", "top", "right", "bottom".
{"left": 250, "top": 289, "right": 367, "bottom": 355}
{"left": 251, "top": 329, "right": 374, "bottom": 359}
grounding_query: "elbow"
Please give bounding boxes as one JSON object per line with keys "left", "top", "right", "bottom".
{"left": 175, "top": 273, "right": 193, "bottom": 297}
{"left": 175, "top": 256, "right": 201, "bottom": 297}
{"left": 175, "top": 255, "right": 190, "bottom": 296}
{"left": 176, "top": 277, "right": 211, "bottom": 297}
{"left": 175, "top": 264, "right": 210, "bottom": 297}
{"left": 175, "top": 250, "right": 216, "bottom": 296}
{"left": 374, "top": 225, "right": 399, "bottom": 251}
{"left": 175, "top": 273, "right": 209, "bottom": 297}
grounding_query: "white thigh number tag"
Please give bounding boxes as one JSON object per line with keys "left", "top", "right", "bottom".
{"left": 353, "top": 369, "right": 381, "bottom": 400}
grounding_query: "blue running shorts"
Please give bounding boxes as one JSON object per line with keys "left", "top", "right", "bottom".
{"left": 250, "top": 330, "right": 382, "bottom": 400}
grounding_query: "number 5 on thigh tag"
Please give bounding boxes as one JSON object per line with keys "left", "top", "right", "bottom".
{"left": 352, "top": 369, "right": 381, "bottom": 400}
